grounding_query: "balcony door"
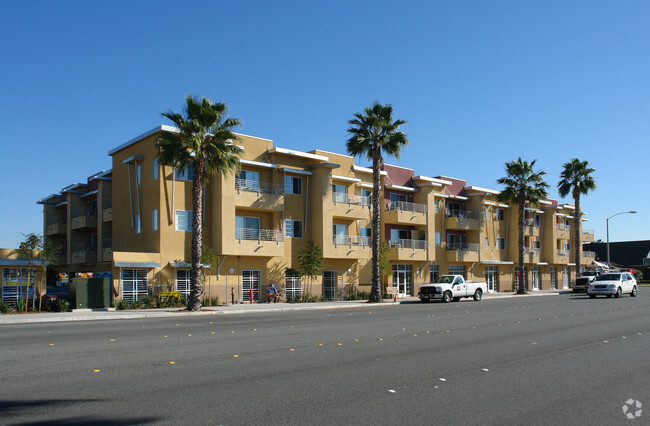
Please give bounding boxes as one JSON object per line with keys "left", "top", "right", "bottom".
{"left": 236, "top": 216, "right": 260, "bottom": 240}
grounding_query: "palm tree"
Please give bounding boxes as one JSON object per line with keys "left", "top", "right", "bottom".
{"left": 497, "top": 158, "right": 549, "bottom": 294}
{"left": 346, "top": 102, "right": 408, "bottom": 302}
{"left": 157, "top": 96, "right": 242, "bottom": 311}
{"left": 558, "top": 158, "right": 596, "bottom": 278}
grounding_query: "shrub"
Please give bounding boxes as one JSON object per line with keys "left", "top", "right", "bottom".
{"left": 130, "top": 300, "right": 142, "bottom": 309}
{"left": 209, "top": 296, "right": 219, "bottom": 306}
{"left": 0, "top": 301, "right": 8, "bottom": 314}
{"left": 141, "top": 296, "right": 156, "bottom": 309}
{"left": 16, "top": 299, "right": 26, "bottom": 313}
{"left": 114, "top": 299, "right": 129, "bottom": 310}
{"left": 55, "top": 298, "right": 70, "bottom": 312}
{"left": 179, "top": 296, "right": 188, "bottom": 307}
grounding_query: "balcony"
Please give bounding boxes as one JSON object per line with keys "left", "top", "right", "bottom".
{"left": 56, "top": 252, "right": 67, "bottom": 265}
{"left": 102, "top": 198, "right": 112, "bottom": 222}
{"left": 46, "top": 216, "right": 67, "bottom": 235}
{"left": 445, "top": 210, "right": 478, "bottom": 231}
{"left": 71, "top": 208, "right": 97, "bottom": 230}
{"left": 524, "top": 219, "right": 541, "bottom": 235}
{"left": 556, "top": 249, "right": 570, "bottom": 263}
{"left": 71, "top": 243, "right": 97, "bottom": 264}
{"left": 329, "top": 235, "right": 371, "bottom": 258}
{"left": 582, "top": 228, "right": 595, "bottom": 242}
{"left": 556, "top": 223, "right": 570, "bottom": 237}
{"left": 446, "top": 243, "right": 479, "bottom": 262}
{"left": 387, "top": 238, "right": 427, "bottom": 261}
{"left": 524, "top": 247, "right": 541, "bottom": 263}
{"left": 102, "top": 238, "right": 112, "bottom": 260}
{"left": 332, "top": 194, "right": 371, "bottom": 219}
{"left": 384, "top": 201, "right": 427, "bottom": 225}
{"left": 235, "top": 178, "right": 284, "bottom": 211}
{"left": 231, "top": 227, "right": 285, "bottom": 257}
{"left": 583, "top": 250, "right": 596, "bottom": 259}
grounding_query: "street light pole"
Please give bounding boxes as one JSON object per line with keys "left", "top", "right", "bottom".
{"left": 606, "top": 211, "right": 637, "bottom": 268}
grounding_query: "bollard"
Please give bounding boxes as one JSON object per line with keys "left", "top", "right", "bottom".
{"left": 249, "top": 288, "right": 253, "bottom": 304}
{"left": 393, "top": 294, "right": 397, "bottom": 302}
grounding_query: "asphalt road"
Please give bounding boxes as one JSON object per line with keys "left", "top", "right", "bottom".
{"left": 1, "top": 289, "right": 648, "bottom": 425}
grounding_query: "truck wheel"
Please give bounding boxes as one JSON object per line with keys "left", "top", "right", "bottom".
{"left": 631, "top": 286, "right": 637, "bottom": 297}
{"left": 473, "top": 289, "right": 482, "bottom": 301}
{"left": 615, "top": 287, "right": 622, "bottom": 298}
{"left": 442, "top": 291, "right": 452, "bottom": 303}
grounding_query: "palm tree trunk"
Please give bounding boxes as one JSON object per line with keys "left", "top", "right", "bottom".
{"left": 370, "top": 146, "right": 382, "bottom": 303}
{"left": 517, "top": 202, "right": 526, "bottom": 294}
{"left": 189, "top": 159, "right": 205, "bottom": 311}
{"left": 574, "top": 191, "right": 581, "bottom": 278}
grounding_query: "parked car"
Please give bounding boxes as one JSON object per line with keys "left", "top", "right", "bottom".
{"left": 587, "top": 272, "right": 637, "bottom": 298}
{"left": 418, "top": 275, "right": 486, "bottom": 303}
{"left": 44, "top": 286, "right": 71, "bottom": 303}
{"left": 572, "top": 271, "right": 599, "bottom": 292}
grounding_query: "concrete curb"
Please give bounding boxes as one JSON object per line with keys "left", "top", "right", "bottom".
{"left": 0, "top": 291, "right": 565, "bottom": 325}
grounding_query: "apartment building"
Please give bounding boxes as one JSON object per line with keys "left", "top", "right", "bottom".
{"left": 38, "top": 125, "right": 595, "bottom": 303}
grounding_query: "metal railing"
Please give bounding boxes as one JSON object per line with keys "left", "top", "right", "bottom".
{"left": 557, "top": 249, "right": 570, "bottom": 256}
{"left": 333, "top": 193, "right": 371, "bottom": 207}
{"left": 102, "top": 198, "right": 112, "bottom": 209}
{"left": 46, "top": 216, "right": 66, "bottom": 225}
{"left": 235, "top": 227, "right": 284, "bottom": 242}
{"left": 583, "top": 250, "right": 596, "bottom": 258}
{"left": 235, "top": 178, "right": 284, "bottom": 196}
{"left": 525, "top": 218, "right": 540, "bottom": 227}
{"left": 556, "top": 224, "right": 571, "bottom": 231}
{"left": 71, "top": 242, "right": 96, "bottom": 253}
{"left": 445, "top": 209, "right": 477, "bottom": 219}
{"left": 525, "top": 247, "right": 541, "bottom": 255}
{"left": 386, "top": 200, "right": 427, "bottom": 214}
{"left": 388, "top": 238, "right": 427, "bottom": 250}
{"left": 72, "top": 207, "right": 96, "bottom": 219}
{"left": 582, "top": 228, "right": 595, "bottom": 235}
{"left": 333, "top": 235, "right": 371, "bottom": 246}
{"left": 446, "top": 242, "right": 479, "bottom": 252}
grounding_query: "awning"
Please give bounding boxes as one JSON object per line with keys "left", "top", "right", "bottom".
{"left": 114, "top": 261, "right": 161, "bottom": 268}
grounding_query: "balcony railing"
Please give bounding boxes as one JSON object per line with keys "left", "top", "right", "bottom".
{"left": 235, "top": 178, "right": 284, "bottom": 196}
{"left": 46, "top": 216, "right": 66, "bottom": 225}
{"left": 557, "top": 249, "right": 570, "bottom": 256}
{"left": 333, "top": 193, "right": 371, "bottom": 206}
{"left": 333, "top": 235, "right": 371, "bottom": 246}
{"left": 387, "top": 201, "right": 427, "bottom": 214}
{"left": 583, "top": 250, "right": 596, "bottom": 258}
{"left": 72, "top": 207, "right": 96, "bottom": 219}
{"left": 388, "top": 238, "right": 427, "bottom": 250}
{"left": 71, "top": 242, "right": 96, "bottom": 253}
{"left": 102, "top": 198, "right": 112, "bottom": 209}
{"left": 582, "top": 228, "right": 595, "bottom": 235}
{"left": 525, "top": 218, "right": 540, "bottom": 227}
{"left": 235, "top": 227, "right": 284, "bottom": 242}
{"left": 445, "top": 209, "right": 477, "bottom": 219}
{"left": 556, "top": 224, "right": 571, "bottom": 231}
{"left": 525, "top": 247, "right": 541, "bottom": 255}
{"left": 446, "top": 242, "right": 479, "bottom": 252}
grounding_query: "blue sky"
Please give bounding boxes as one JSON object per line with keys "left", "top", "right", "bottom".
{"left": 1, "top": 0, "right": 647, "bottom": 248}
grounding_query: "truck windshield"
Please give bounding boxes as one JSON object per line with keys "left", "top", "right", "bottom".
{"left": 432, "top": 276, "right": 455, "bottom": 284}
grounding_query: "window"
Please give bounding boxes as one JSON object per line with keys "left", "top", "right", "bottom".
{"left": 284, "top": 175, "right": 302, "bottom": 195}
{"left": 484, "top": 237, "right": 488, "bottom": 249}
{"left": 121, "top": 269, "right": 148, "bottom": 302}
{"left": 152, "top": 209, "right": 158, "bottom": 231}
{"left": 236, "top": 216, "right": 260, "bottom": 239}
{"left": 390, "top": 228, "right": 409, "bottom": 241}
{"left": 242, "top": 270, "right": 261, "bottom": 302}
{"left": 390, "top": 193, "right": 407, "bottom": 204}
{"left": 175, "top": 165, "right": 194, "bottom": 181}
{"left": 448, "top": 265, "right": 466, "bottom": 279}
{"left": 430, "top": 265, "right": 439, "bottom": 283}
{"left": 361, "top": 227, "right": 372, "bottom": 238}
{"left": 333, "top": 224, "right": 348, "bottom": 245}
{"left": 496, "top": 208, "right": 505, "bottom": 221}
{"left": 136, "top": 164, "right": 141, "bottom": 185}
{"left": 361, "top": 189, "right": 372, "bottom": 206}
{"left": 175, "top": 269, "right": 190, "bottom": 297}
{"left": 332, "top": 184, "right": 347, "bottom": 203}
{"left": 533, "top": 239, "right": 541, "bottom": 249}
{"left": 135, "top": 212, "right": 141, "bottom": 234}
{"left": 496, "top": 238, "right": 505, "bottom": 250}
{"left": 434, "top": 199, "right": 440, "bottom": 213}
{"left": 435, "top": 232, "right": 441, "bottom": 246}
{"left": 534, "top": 214, "right": 540, "bottom": 227}
{"left": 447, "top": 233, "right": 461, "bottom": 249}
{"left": 285, "top": 272, "right": 302, "bottom": 298}
{"left": 285, "top": 219, "right": 302, "bottom": 238}
{"left": 175, "top": 210, "right": 192, "bottom": 232}
{"left": 323, "top": 271, "right": 342, "bottom": 300}
{"left": 153, "top": 159, "right": 158, "bottom": 180}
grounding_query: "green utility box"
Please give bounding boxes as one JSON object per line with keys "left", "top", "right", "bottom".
{"left": 70, "top": 278, "right": 112, "bottom": 309}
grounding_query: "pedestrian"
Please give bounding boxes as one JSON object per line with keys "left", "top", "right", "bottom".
{"left": 267, "top": 284, "right": 275, "bottom": 303}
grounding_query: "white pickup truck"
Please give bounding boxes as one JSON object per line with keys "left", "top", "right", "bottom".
{"left": 418, "top": 275, "right": 487, "bottom": 303}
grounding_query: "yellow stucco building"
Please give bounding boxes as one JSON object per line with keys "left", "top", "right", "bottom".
{"left": 38, "top": 125, "right": 595, "bottom": 303}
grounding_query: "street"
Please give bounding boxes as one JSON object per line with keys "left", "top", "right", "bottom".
{"left": 1, "top": 290, "right": 648, "bottom": 425}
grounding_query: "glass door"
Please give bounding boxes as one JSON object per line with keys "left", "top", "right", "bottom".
{"left": 485, "top": 266, "right": 498, "bottom": 292}
{"left": 392, "top": 264, "right": 412, "bottom": 297}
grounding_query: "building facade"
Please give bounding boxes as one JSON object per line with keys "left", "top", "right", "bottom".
{"left": 38, "top": 125, "right": 595, "bottom": 303}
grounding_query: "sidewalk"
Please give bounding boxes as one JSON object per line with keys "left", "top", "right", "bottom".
{"left": 0, "top": 290, "right": 566, "bottom": 325}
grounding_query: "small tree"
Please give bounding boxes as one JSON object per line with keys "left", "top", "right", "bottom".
{"left": 297, "top": 240, "right": 322, "bottom": 295}
{"left": 17, "top": 233, "right": 58, "bottom": 311}
{"left": 200, "top": 245, "right": 218, "bottom": 299}
{"left": 379, "top": 241, "right": 392, "bottom": 295}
